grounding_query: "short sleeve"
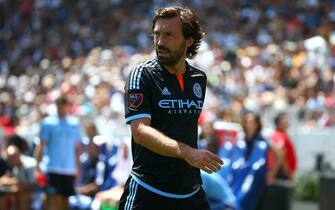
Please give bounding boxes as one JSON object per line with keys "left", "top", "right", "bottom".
{"left": 74, "top": 124, "right": 82, "bottom": 143}
{"left": 39, "top": 120, "right": 49, "bottom": 142}
{"left": 124, "top": 65, "right": 152, "bottom": 124}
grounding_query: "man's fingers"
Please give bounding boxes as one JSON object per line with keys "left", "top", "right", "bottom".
{"left": 189, "top": 150, "right": 224, "bottom": 173}
{"left": 203, "top": 151, "right": 223, "bottom": 171}
{"left": 205, "top": 161, "right": 220, "bottom": 172}
{"left": 208, "top": 152, "right": 224, "bottom": 165}
{"left": 206, "top": 160, "right": 221, "bottom": 171}
{"left": 202, "top": 166, "right": 212, "bottom": 174}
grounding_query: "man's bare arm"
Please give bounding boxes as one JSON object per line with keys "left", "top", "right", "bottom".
{"left": 130, "top": 118, "right": 223, "bottom": 173}
{"left": 34, "top": 140, "right": 45, "bottom": 172}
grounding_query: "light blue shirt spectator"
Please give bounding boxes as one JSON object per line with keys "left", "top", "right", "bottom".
{"left": 201, "top": 171, "right": 237, "bottom": 210}
{"left": 39, "top": 115, "right": 81, "bottom": 175}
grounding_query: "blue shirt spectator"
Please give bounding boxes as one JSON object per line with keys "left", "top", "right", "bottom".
{"left": 35, "top": 96, "right": 82, "bottom": 210}
{"left": 76, "top": 141, "right": 106, "bottom": 196}
{"left": 201, "top": 171, "right": 237, "bottom": 210}
{"left": 39, "top": 115, "right": 81, "bottom": 175}
{"left": 217, "top": 112, "right": 278, "bottom": 210}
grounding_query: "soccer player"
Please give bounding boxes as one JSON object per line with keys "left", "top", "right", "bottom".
{"left": 119, "top": 6, "right": 223, "bottom": 210}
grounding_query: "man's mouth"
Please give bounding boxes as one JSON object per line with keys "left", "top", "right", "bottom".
{"left": 157, "top": 48, "right": 170, "bottom": 54}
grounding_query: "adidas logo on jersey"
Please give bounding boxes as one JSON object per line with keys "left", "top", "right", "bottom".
{"left": 162, "top": 87, "right": 171, "bottom": 95}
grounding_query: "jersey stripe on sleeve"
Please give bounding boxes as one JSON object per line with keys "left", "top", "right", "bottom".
{"left": 129, "top": 59, "right": 156, "bottom": 90}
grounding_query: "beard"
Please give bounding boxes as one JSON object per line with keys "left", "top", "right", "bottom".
{"left": 156, "top": 41, "right": 186, "bottom": 66}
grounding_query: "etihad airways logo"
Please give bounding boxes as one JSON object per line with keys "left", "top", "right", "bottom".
{"left": 158, "top": 99, "right": 202, "bottom": 114}
{"left": 159, "top": 99, "right": 203, "bottom": 109}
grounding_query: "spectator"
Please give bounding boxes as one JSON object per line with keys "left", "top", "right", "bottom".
{"left": 269, "top": 112, "right": 297, "bottom": 180}
{"left": 34, "top": 96, "right": 82, "bottom": 210}
{"left": 199, "top": 121, "right": 237, "bottom": 210}
{"left": 260, "top": 112, "right": 298, "bottom": 210}
{"left": 70, "top": 121, "right": 107, "bottom": 210}
{"left": 201, "top": 170, "right": 237, "bottom": 210}
{"left": 92, "top": 140, "right": 132, "bottom": 210}
{"left": 218, "top": 111, "right": 280, "bottom": 210}
{"left": 0, "top": 144, "right": 36, "bottom": 210}
{"left": 76, "top": 140, "right": 105, "bottom": 193}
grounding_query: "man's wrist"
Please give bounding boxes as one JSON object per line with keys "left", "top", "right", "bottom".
{"left": 179, "top": 143, "right": 192, "bottom": 160}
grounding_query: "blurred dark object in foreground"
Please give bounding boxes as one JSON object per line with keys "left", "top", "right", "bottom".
{"left": 319, "top": 171, "right": 335, "bottom": 210}
{"left": 258, "top": 180, "right": 292, "bottom": 210}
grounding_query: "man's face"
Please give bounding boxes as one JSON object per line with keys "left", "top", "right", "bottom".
{"left": 7, "top": 145, "right": 20, "bottom": 167}
{"left": 57, "top": 103, "right": 68, "bottom": 117}
{"left": 86, "top": 124, "right": 97, "bottom": 138}
{"left": 279, "top": 117, "right": 289, "bottom": 131}
{"left": 88, "top": 142, "right": 99, "bottom": 160}
{"left": 153, "top": 17, "right": 188, "bottom": 66}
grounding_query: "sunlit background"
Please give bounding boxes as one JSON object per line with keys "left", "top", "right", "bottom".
{"left": 1, "top": 0, "right": 335, "bottom": 210}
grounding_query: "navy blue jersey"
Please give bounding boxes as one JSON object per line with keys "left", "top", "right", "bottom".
{"left": 124, "top": 58, "right": 207, "bottom": 195}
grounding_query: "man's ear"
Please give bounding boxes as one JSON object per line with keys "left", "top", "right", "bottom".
{"left": 186, "top": 38, "right": 194, "bottom": 48}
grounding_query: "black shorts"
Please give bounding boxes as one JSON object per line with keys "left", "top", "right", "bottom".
{"left": 46, "top": 172, "right": 75, "bottom": 197}
{"left": 119, "top": 176, "right": 210, "bottom": 210}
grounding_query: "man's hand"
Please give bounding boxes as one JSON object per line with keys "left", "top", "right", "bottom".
{"left": 182, "top": 147, "right": 223, "bottom": 174}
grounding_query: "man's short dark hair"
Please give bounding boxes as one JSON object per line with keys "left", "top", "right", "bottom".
{"left": 7, "top": 134, "right": 29, "bottom": 153}
{"left": 55, "top": 96, "right": 69, "bottom": 106}
{"left": 151, "top": 6, "right": 204, "bottom": 59}
{"left": 274, "top": 112, "right": 287, "bottom": 127}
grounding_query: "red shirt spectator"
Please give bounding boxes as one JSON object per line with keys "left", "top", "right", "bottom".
{"left": 270, "top": 129, "right": 297, "bottom": 175}
{"left": 0, "top": 115, "right": 15, "bottom": 137}
{"left": 268, "top": 113, "right": 297, "bottom": 180}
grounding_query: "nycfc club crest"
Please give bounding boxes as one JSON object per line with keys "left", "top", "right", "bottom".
{"left": 193, "top": 83, "right": 202, "bottom": 99}
{"left": 129, "top": 93, "right": 143, "bottom": 110}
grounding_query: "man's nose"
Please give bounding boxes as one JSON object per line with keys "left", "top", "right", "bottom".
{"left": 156, "top": 35, "right": 166, "bottom": 46}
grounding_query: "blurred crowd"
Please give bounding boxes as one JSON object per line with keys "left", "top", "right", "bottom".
{"left": 1, "top": 0, "right": 335, "bottom": 144}
{"left": 0, "top": 0, "right": 334, "bottom": 209}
